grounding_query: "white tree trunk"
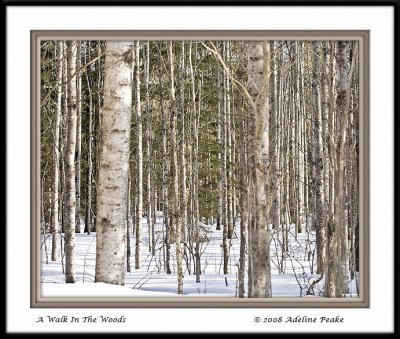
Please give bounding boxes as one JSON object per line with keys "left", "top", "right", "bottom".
{"left": 216, "top": 69, "right": 223, "bottom": 232}
{"left": 221, "top": 42, "right": 229, "bottom": 275}
{"left": 126, "top": 173, "right": 132, "bottom": 273}
{"left": 270, "top": 41, "right": 280, "bottom": 231}
{"left": 158, "top": 44, "right": 171, "bottom": 274}
{"left": 135, "top": 41, "right": 143, "bottom": 270}
{"left": 169, "top": 42, "right": 183, "bottom": 293}
{"left": 238, "top": 67, "right": 248, "bottom": 297}
{"left": 144, "top": 41, "right": 154, "bottom": 255}
{"left": 225, "top": 42, "right": 234, "bottom": 241}
{"left": 247, "top": 41, "right": 272, "bottom": 298}
{"left": 296, "top": 42, "right": 305, "bottom": 235}
{"left": 180, "top": 42, "right": 188, "bottom": 245}
{"left": 75, "top": 42, "right": 82, "bottom": 233}
{"left": 315, "top": 43, "right": 326, "bottom": 277}
{"left": 189, "top": 42, "right": 201, "bottom": 283}
{"left": 84, "top": 42, "right": 93, "bottom": 235}
{"left": 95, "top": 41, "right": 133, "bottom": 285}
{"left": 51, "top": 40, "right": 63, "bottom": 261}
{"left": 64, "top": 41, "right": 77, "bottom": 283}
{"left": 325, "top": 41, "right": 355, "bottom": 297}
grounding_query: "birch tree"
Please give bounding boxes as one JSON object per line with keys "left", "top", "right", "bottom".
{"left": 84, "top": 42, "right": 93, "bottom": 235}
{"left": 189, "top": 42, "right": 201, "bottom": 282}
{"left": 95, "top": 41, "right": 133, "bottom": 285}
{"left": 325, "top": 41, "right": 355, "bottom": 297}
{"left": 64, "top": 41, "right": 78, "bottom": 283}
{"left": 312, "top": 42, "right": 326, "bottom": 276}
{"left": 237, "top": 63, "right": 248, "bottom": 297}
{"left": 247, "top": 41, "right": 272, "bottom": 297}
{"left": 270, "top": 41, "right": 280, "bottom": 232}
{"left": 180, "top": 42, "right": 188, "bottom": 245}
{"left": 221, "top": 42, "right": 229, "bottom": 275}
{"left": 169, "top": 42, "right": 184, "bottom": 293}
{"left": 51, "top": 41, "right": 63, "bottom": 261}
{"left": 135, "top": 41, "right": 143, "bottom": 270}
{"left": 75, "top": 42, "right": 82, "bottom": 233}
{"left": 159, "top": 44, "right": 171, "bottom": 274}
{"left": 144, "top": 41, "right": 155, "bottom": 255}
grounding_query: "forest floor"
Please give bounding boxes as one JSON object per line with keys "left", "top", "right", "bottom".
{"left": 41, "top": 216, "right": 358, "bottom": 298}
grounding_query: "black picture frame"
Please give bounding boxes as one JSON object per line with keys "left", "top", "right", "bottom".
{"left": 3, "top": 0, "right": 398, "bottom": 335}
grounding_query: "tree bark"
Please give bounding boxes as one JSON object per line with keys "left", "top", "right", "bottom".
{"left": 312, "top": 42, "right": 326, "bottom": 276}
{"left": 95, "top": 41, "right": 133, "bottom": 285}
{"left": 296, "top": 42, "right": 305, "bottom": 235}
{"left": 221, "top": 42, "right": 229, "bottom": 275}
{"left": 135, "top": 41, "right": 143, "bottom": 270}
{"left": 270, "top": 41, "right": 280, "bottom": 231}
{"left": 144, "top": 41, "right": 155, "bottom": 256}
{"left": 91, "top": 42, "right": 103, "bottom": 234}
{"left": 188, "top": 42, "right": 201, "bottom": 283}
{"left": 169, "top": 42, "right": 184, "bottom": 293}
{"left": 247, "top": 41, "right": 272, "bottom": 298}
{"left": 225, "top": 42, "right": 234, "bottom": 241}
{"left": 237, "top": 77, "right": 248, "bottom": 297}
{"left": 51, "top": 40, "right": 63, "bottom": 261}
{"left": 325, "top": 41, "right": 355, "bottom": 297}
{"left": 180, "top": 42, "right": 188, "bottom": 245}
{"left": 64, "top": 41, "right": 78, "bottom": 283}
{"left": 127, "top": 173, "right": 132, "bottom": 273}
{"left": 216, "top": 68, "right": 223, "bottom": 232}
{"left": 84, "top": 42, "right": 93, "bottom": 235}
{"left": 159, "top": 44, "right": 171, "bottom": 274}
{"left": 75, "top": 42, "right": 82, "bottom": 233}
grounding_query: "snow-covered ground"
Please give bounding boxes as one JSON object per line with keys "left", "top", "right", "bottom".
{"left": 41, "top": 216, "right": 358, "bottom": 298}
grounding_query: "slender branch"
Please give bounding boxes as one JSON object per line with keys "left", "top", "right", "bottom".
{"left": 41, "top": 52, "right": 106, "bottom": 108}
{"left": 200, "top": 41, "right": 256, "bottom": 112}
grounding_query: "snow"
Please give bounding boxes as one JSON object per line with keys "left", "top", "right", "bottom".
{"left": 41, "top": 216, "right": 358, "bottom": 298}
{"left": 43, "top": 282, "right": 174, "bottom": 297}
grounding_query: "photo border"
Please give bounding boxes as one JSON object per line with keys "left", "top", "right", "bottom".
{"left": 31, "top": 29, "right": 369, "bottom": 308}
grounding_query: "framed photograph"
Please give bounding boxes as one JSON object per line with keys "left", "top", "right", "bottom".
{"left": 6, "top": 2, "right": 397, "bottom": 334}
{"left": 32, "top": 30, "right": 369, "bottom": 308}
